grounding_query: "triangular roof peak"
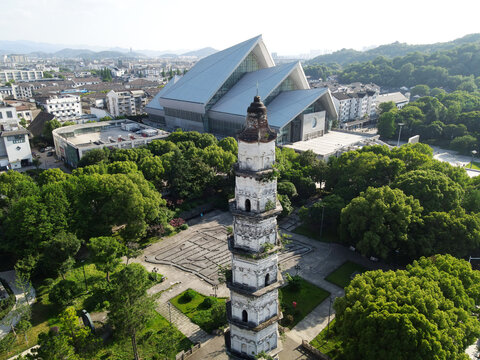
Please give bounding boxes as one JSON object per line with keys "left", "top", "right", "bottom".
{"left": 158, "top": 35, "right": 274, "bottom": 109}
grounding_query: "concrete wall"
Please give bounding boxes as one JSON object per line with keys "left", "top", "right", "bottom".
{"left": 232, "top": 255, "right": 278, "bottom": 290}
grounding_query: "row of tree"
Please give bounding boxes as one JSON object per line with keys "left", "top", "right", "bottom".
{"left": 333, "top": 254, "right": 480, "bottom": 360}
{"left": 337, "top": 42, "right": 480, "bottom": 90}
{"left": 377, "top": 91, "right": 480, "bottom": 153}
{"left": 301, "top": 143, "right": 480, "bottom": 261}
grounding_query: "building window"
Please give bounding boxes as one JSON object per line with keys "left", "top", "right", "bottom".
{"left": 6, "top": 111, "right": 12, "bottom": 118}
{"left": 242, "top": 310, "right": 248, "bottom": 323}
{"left": 265, "top": 273, "right": 270, "bottom": 287}
{"left": 245, "top": 199, "right": 251, "bottom": 212}
{"left": 7, "top": 135, "right": 25, "bottom": 144}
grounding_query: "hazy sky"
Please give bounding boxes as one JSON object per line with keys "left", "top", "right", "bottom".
{"left": 3, "top": 0, "right": 480, "bottom": 55}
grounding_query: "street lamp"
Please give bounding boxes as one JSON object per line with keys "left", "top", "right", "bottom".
{"left": 471, "top": 150, "right": 477, "bottom": 169}
{"left": 397, "top": 123, "right": 405, "bottom": 147}
{"left": 168, "top": 302, "right": 172, "bottom": 326}
{"left": 81, "top": 260, "right": 88, "bottom": 293}
{"left": 326, "top": 296, "right": 334, "bottom": 342}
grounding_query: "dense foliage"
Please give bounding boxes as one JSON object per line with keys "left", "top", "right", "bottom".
{"left": 308, "top": 34, "right": 480, "bottom": 66}
{"left": 334, "top": 255, "right": 480, "bottom": 360}
{"left": 300, "top": 143, "right": 480, "bottom": 261}
{"left": 338, "top": 43, "right": 480, "bottom": 90}
{"left": 377, "top": 91, "right": 480, "bottom": 153}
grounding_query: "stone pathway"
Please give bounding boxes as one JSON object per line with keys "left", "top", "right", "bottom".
{"left": 156, "top": 300, "right": 212, "bottom": 344}
{"left": 0, "top": 270, "right": 36, "bottom": 340}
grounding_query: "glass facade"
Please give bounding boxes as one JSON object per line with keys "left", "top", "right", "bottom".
{"left": 209, "top": 118, "right": 243, "bottom": 136}
{"left": 264, "top": 77, "right": 297, "bottom": 105}
{"left": 164, "top": 107, "right": 203, "bottom": 123}
{"left": 206, "top": 52, "right": 260, "bottom": 110}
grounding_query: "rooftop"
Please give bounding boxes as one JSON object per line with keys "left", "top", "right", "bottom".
{"left": 285, "top": 130, "right": 380, "bottom": 157}
{"left": 377, "top": 92, "right": 409, "bottom": 104}
{"left": 54, "top": 120, "right": 168, "bottom": 147}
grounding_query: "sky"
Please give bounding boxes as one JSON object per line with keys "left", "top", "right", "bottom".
{"left": 2, "top": 0, "right": 480, "bottom": 56}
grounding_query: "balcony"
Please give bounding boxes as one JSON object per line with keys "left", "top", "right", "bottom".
{"left": 234, "top": 163, "right": 274, "bottom": 180}
{"left": 227, "top": 235, "right": 281, "bottom": 259}
{"left": 226, "top": 271, "right": 283, "bottom": 297}
{"left": 226, "top": 301, "right": 282, "bottom": 332}
{"left": 229, "top": 199, "right": 282, "bottom": 219}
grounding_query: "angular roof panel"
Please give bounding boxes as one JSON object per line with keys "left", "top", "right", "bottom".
{"left": 267, "top": 88, "right": 328, "bottom": 128}
{"left": 209, "top": 62, "right": 301, "bottom": 116}
{"left": 160, "top": 35, "right": 266, "bottom": 105}
{"left": 145, "top": 75, "right": 181, "bottom": 111}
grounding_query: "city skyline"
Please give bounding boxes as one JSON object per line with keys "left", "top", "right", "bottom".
{"left": 2, "top": 0, "right": 480, "bottom": 56}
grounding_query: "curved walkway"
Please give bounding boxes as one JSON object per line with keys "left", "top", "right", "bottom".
{"left": 0, "top": 270, "right": 36, "bottom": 340}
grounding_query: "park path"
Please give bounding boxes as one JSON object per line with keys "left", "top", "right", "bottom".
{"left": 0, "top": 270, "right": 36, "bottom": 340}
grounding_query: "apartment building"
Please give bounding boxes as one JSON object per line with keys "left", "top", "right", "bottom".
{"left": 0, "top": 70, "right": 43, "bottom": 83}
{"left": 106, "top": 90, "right": 147, "bottom": 117}
{"left": 0, "top": 104, "right": 32, "bottom": 170}
{"left": 332, "top": 89, "right": 378, "bottom": 126}
{"left": 40, "top": 94, "right": 82, "bottom": 121}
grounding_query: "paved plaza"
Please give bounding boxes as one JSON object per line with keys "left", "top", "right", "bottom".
{"left": 144, "top": 210, "right": 312, "bottom": 284}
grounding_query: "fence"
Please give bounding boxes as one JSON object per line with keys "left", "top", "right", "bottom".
{"left": 301, "top": 340, "right": 332, "bottom": 360}
{"left": 175, "top": 343, "right": 201, "bottom": 360}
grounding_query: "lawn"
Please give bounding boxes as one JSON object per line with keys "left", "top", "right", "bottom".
{"left": 310, "top": 318, "right": 343, "bottom": 359}
{"left": 171, "top": 289, "right": 227, "bottom": 333}
{"left": 325, "top": 261, "right": 369, "bottom": 288}
{"left": 467, "top": 161, "right": 480, "bottom": 170}
{"left": 98, "top": 311, "right": 192, "bottom": 360}
{"left": 279, "top": 277, "right": 330, "bottom": 329}
{"left": 293, "top": 224, "right": 338, "bottom": 243}
{"left": 0, "top": 261, "right": 165, "bottom": 359}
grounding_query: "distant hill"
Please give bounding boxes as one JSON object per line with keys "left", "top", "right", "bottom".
{"left": 181, "top": 47, "right": 217, "bottom": 58}
{"left": 308, "top": 33, "right": 480, "bottom": 66}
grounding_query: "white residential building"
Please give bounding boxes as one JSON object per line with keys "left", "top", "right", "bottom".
{"left": 72, "top": 77, "right": 101, "bottom": 87}
{"left": 41, "top": 94, "right": 82, "bottom": 121}
{"left": 12, "top": 84, "right": 35, "bottom": 100}
{"left": 332, "top": 89, "right": 378, "bottom": 126}
{"left": 0, "top": 70, "right": 43, "bottom": 83}
{"left": 106, "top": 90, "right": 147, "bottom": 117}
{"left": 0, "top": 104, "right": 32, "bottom": 169}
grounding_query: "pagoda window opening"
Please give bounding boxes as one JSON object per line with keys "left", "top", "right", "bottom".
{"left": 265, "top": 273, "right": 270, "bottom": 287}
{"left": 245, "top": 199, "right": 251, "bottom": 212}
{"left": 242, "top": 310, "right": 248, "bottom": 322}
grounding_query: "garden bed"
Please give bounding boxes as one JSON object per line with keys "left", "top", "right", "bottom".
{"left": 325, "top": 261, "right": 369, "bottom": 288}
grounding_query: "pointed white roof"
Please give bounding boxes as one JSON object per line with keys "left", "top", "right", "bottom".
{"left": 145, "top": 75, "right": 181, "bottom": 111}
{"left": 267, "top": 88, "right": 330, "bottom": 128}
{"left": 159, "top": 35, "right": 274, "bottom": 106}
{"left": 209, "top": 62, "right": 308, "bottom": 116}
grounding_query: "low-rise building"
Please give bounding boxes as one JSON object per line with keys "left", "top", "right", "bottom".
{"left": 106, "top": 90, "right": 147, "bottom": 117}
{"left": 39, "top": 94, "right": 82, "bottom": 121}
{"left": 53, "top": 119, "right": 169, "bottom": 167}
{"left": 72, "top": 77, "right": 101, "bottom": 87}
{"left": 0, "top": 104, "right": 32, "bottom": 170}
{"left": 0, "top": 70, "right": 43, "bottom": 83}
{"left": 377, "top": 92, "right": 409, "bottom": 109}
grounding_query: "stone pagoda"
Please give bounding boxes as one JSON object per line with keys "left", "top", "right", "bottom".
{"left": 227, "top": 96, "right": 283, "bottom": 359}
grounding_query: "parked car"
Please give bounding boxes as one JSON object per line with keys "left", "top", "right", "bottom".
{"left": 39, "top": 148, "right": 45, "bottom": 153}
{"left": 47, "top": 151, "right": 54, "bottom": 157}
{"left": 45, "top": 146, "right": 53, "bottom": 151}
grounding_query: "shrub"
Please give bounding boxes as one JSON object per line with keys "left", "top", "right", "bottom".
{"left": 200, "top": 296, "right": 216, "bottom": 310}
{"left": 49, "top": 280, "right": 81, "bottom": 307}
{"left": 179, "top": 223, "right": 188, "bottom": 231}
{"left": 181, "top": 289, "right": 196, "bottom": 303}
{"left": 169, "top": 218, "right": 186, "bottom": 228}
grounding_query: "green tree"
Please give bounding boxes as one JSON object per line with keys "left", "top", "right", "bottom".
{"left": 42, "top": 119, "right": 62, "bottom": 143}
{"left": 334, "top": 255, "right": 480, "bottom": 360}
{"left": 43, "top": 232, "right": 81, "bottom": 279}
{"left": 49, "top": 280, "right": 81, "bottom": 307}
{"left": 88, "top": 236, "right": 123, "bottom": 282}
{"left": 393, "top": 170, "right": 464, "bottom": 212}
{"left": 410, "top": 84, "right": 430, "bottom": 97}
{"left": 339, "top": 186, "right": 423, "bottom": 260}
{"left": 377, "top": 111, "right": 397, "bottom": 138}
{"left": 450, "top": 134, "right": 477, "bottom": 154}
{"left": 29, "top": 329, "right": 79, "bottom": 360}
{"left": 108, "top": 264, "right": 155, "bottom": 360}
